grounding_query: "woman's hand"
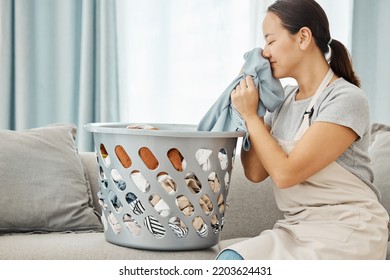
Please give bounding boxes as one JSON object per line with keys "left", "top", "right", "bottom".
{"left": 231, "top": 75, "right": 259, "bottom": 120}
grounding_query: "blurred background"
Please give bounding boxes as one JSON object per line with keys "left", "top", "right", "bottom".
{"left": 1, "top": 0, "right": 389, "bottom": 151}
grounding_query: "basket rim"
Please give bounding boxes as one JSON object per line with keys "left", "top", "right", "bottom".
{"left": 84, "top": 122, "right": 245, "bottom": 138}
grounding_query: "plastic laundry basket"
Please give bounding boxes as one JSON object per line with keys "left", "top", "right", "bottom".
{"left": 85, "top": 123, "right": 243, "bottom": 250}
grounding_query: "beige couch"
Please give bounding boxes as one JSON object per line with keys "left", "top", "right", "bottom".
{"left": 0, "top": 124, "right": 388, "bottom": 259}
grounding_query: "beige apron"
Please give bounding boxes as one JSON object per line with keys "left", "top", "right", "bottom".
{"left": 223, "top": 69, "right": 389, "bottom": 259}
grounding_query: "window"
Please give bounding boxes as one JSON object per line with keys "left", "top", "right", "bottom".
{"left": 116, "top": 0, "right": 353, "bottom": 125}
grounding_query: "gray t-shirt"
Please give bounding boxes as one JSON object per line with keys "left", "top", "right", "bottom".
{"left": 265, "top": 78, "right": 380, "bottom": 199}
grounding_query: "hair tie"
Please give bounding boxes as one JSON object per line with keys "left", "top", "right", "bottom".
{"left": 328, "top": 38, "right": 333, "bottom": 45}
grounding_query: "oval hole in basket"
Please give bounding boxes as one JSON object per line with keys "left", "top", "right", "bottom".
{"left": 185, "top": 172, "right": 202, "bottom": 194}
{"left": 167, "top": 148, "right": 186, "bottom": 171}
{"left": 99, "top": 166, "right": 108, "bottom": 189}
{"left": 107, "top": 211, "right": 121, "bottom": 234}
{"left": 138, "top": 147, "right": 159, "bottom": 170}
{"left": 123, "top": 213, "right": 141, "bottom": 236}
{"left": 168, "top": 217, "right": 188, "bottom": 238}
{"left": 108, "top": 191, "right": 123, "bottom": 213}
{"left": 208, "top": 172, "right": 220, "bottom": 193}
{"left": 100, "top": 143, "right": 110, "bottom": 167}
{"left": 130, "top": 170, "right": 150, "bottom": 193}
{"left": 217, "top": 193, "right": 225, "bottom": 215}
{"left": 111, "top": 169, "right": 126, "bottom": 191}
{"left": 144, "top": 215, "right": 166, "bottom": 238}
{"left": 232, "top": 146, "right": 237, "bottom": 163}
{"left": 224, "top": 171, "right": 230, "bottom": 190}
{"left": 115, "top": 145, "right": 132, "bottom": 168}
{"left": 149, "top": 194, "right": 170, "bottom": 217}
{"left": 193, "top": 216, "right": 208, "bottom": 238}
{"left": 210, "top": 214, "right": 223, "bottom": 234}
{"left": 157, "top": 172, "right": 177, "bottom": 194}
{"left": 218, "top": 148, "right": 228, "bottom": 170}
{"left": 195, "top": 149, "right": 212, "bottom": 171}
{"left": 199, "top": 194, "right": 213, "bottom": 215}
{"left": 175, "top": 195, "right": 194, "bottom": 216}
{"left": 125, "top": 192, "right": 145, "bottom": 215}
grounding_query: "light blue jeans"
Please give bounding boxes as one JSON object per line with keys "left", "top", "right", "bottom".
{"left": 216, "top": 249, "right": 244, "bottom": 260}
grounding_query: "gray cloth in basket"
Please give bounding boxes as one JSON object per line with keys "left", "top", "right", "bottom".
{"left": 197, "top": 48, "right": 284, "bottom": 151}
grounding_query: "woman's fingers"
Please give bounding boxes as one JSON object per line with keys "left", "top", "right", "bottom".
{"left": 246, "top": 75, "right": 255, "bottom": 88}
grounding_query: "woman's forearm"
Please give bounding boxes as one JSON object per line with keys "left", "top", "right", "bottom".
{"left": 244, "top": 115, "right": 291, "bottom": 187}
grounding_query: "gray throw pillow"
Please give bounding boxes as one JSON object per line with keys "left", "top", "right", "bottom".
{"left": 370, "top": 123, "right": 390, "bottom": 216}
{"left": 0, "top": 124, "right": 102, "bottom": 233}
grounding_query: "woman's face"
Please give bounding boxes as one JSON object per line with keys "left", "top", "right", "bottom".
{"left": 262, "top": 12, "right": 301, "bottom": 79}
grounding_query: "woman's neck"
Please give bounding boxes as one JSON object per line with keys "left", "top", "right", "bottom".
{"left": 294, "top": 55, "right": 336, "bottom": 101}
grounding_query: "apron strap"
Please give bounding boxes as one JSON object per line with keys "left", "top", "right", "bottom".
{"left": 294, "top": 68, "right": 334, "bottom": 140}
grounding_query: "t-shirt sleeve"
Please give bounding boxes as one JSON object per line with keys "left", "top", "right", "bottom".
{"left": 314, "top": 83, "right": 370, "bottom": 140}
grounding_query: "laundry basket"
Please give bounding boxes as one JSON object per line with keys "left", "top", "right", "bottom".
{"left": 85, "top": 123, "right": 243, "bottom": 251}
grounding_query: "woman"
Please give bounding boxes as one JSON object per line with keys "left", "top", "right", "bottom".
{"left": 218, "top": 0, "right": 389, "bottom": 259}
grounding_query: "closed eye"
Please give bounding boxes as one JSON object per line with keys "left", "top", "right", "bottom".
{"left": 268, "top": 40, "right": 275, "bottom": 46}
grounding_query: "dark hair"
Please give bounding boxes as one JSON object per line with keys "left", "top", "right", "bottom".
{"left": 267, "top": 0, "right": 360, "bottom": 87}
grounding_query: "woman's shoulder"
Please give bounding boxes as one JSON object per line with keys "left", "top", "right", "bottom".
{"left": 321, "top": 78, "right": 368, "bottom": 107}
{"left": 315, "top": 78, "right": 370, "bottom": 138}
{"left": 329, "top": 78, "right": 366, "bottom": 97}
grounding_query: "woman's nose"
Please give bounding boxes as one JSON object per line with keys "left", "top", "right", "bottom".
{"left": 262, "top": 46, "right": 270, "bottom": 58}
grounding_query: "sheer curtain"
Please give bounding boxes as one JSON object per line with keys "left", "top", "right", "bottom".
{"left": 116, "top": 0, "right": 353, "bottom": 126}
{"left": 116, "top": 0, "right": 274, "bottom": 125}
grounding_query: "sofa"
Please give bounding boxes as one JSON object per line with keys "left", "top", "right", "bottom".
{"left": 0, "top": 123, "right": 389, "bottom": 260}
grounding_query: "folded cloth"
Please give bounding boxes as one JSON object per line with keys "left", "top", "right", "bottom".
{"left": 197, "top": 48, "right": 284, "bottom": 151}
{"left": 168, "top": 217, "right": 188, "bottom": 238}
{"left": 123, "top": 213, "right": 141, "bottom": 236}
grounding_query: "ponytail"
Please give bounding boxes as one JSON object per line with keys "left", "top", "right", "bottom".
{"left": 328, "top": 39, "right": 361, "bottom": 87}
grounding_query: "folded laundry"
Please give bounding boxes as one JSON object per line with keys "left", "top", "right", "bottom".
{"left": 115, "top": 145, "right": 132, "bottom": 168}
{"left": 107, "top": 212, "right": 121, "bottom": 234}
{"left": 197, "top": 48, "right": 285, "bottom": 151}
{"left": 185, "top": 172, "right": 202, "bottom": 194}
{"left": 193, "top": 216, "right": 208, "bottom": 238}
{"left": 208, "top": 172, "right": 220, "bottom": 193}
{"left": 131, "top": 171, "right": 150, "bottom": 193}
{"left": 157, "top": 173, "right": 177, "bottom": 193}
{"left": 149, "top": 194, "right": 170, "bottom": 217}
{"left": 127, "top": 124, "right": 159, "bottom": 130}
{"left": 168, "top": 217, "right": 189, "bottom": 238}
{"left": 211, "top": 215, "right": 224, "bottom": 233}
{"left": 195, "top": 149, "right": 213, "bottom": 171}
{"left": 144, "top": 215, "right": 166, "bottom": 238}
{"left": 125, "top": 192, "right": 146, "bottom": 215}
{"left": 123, "top": 213, "right": 141, "bottom": 236}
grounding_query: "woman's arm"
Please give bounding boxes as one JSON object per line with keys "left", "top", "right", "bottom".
{"left": 232, "top": 76, "right": 358, "bottom": 188}
{"left": 240, "top": 123, "right": 270, "bottom": 183}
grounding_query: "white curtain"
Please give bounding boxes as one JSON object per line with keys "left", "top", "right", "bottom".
{"left": 116, "top": 0, "right": 273, "bottom": 125}
{"left": 116, "top": 0, "right": 353, "bottom": 126}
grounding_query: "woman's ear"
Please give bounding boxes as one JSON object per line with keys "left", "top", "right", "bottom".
{"left": 298, "top": 27, "right": 312, "bottom": 50}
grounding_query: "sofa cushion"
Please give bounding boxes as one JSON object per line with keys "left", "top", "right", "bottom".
{"left": 370, "top": 123, "right": 390, "bottom": 214}
{"left": 0, "top": 124, "right": 102, "bottom": 233}
{"left": 370, "top": 123, "right": 390, "bottom": 242}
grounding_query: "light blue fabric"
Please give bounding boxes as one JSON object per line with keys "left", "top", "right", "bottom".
{"left": 197, "top": 48, "right": 284, "bottom": 151}
{"left": 216, "top": 249, "right": 244, "bottom": 260}
{"left": 0, "top": 0, "right": 120, "bottom": 151}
